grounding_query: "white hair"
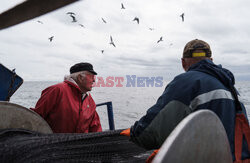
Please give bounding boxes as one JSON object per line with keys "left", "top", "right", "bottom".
{"left": 70, "top": 71, "right": 87, "bottom": 81}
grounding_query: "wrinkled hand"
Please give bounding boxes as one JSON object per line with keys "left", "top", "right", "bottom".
{"left": 120, "top": 128, "right": 130, "bottom": 136}
{"left": 146, "top": 149, "right": 159, "bottom": 163}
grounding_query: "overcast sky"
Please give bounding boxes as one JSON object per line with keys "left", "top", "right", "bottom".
{"left": 0, "top": 0, "right": 250, "bottom": 82}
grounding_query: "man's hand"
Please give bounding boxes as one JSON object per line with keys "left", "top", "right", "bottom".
{"left": 120, "top": 128, "right": 130, "bottom": 136}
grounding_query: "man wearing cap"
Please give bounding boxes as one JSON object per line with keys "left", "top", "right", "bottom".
{"left": 123, "top": 39, "right": 249, "bottom": 161}
{"left": 31, "top": 62, "right": 102, "bottom": 133}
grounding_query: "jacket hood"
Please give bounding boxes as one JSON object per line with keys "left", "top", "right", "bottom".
{"left": 188, "top": 59, "right": 235, "bottom": 88}
{"left": 63, "top": 76, "right": 82, "bottom": 93}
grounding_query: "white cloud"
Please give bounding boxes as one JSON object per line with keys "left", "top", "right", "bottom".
{"left": 0, "top": 0, "right": 250, "bottom": 81}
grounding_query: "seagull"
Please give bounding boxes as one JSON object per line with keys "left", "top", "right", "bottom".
{"left": 101, "top": 18, "right": 107, "bottom": 23}
{"left": 48, "top": 36, "right": 54, "bottom": 42}
{"left": 133, "top": 17, "right": 139, "bottom": 24}
{"left": 66, "top": 12, "right": 75, "bottom": 15}
{"left": 149, "top": 28, "right": 154, "bottom": 31}
{"left": 180, "top": 13, "right": 184, "bottom": 22}
{"left": 109, "top": 36, "right": 116, "bottom": 47}
{"left": 70, "top": 15, "right": 77, "bottom": 22}
{"left": 79, "top": 24, "right": 85, "bottom": 28}
{"left": 37, "top": 20, "right": 43, "bottom": 24}
{"left": 157, "top": 37, "right": 163, "bottom": 43}
{"left": 101, "top": 50, "right": 104, "bottom": 54}
{"left": 121, "top": 3, "right": 125, "bottom": 9}
{"left": 66, "top": 12, "right": 77, "bottom": 22}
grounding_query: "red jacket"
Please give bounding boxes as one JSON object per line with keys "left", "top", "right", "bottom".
{"left": 31, "top": 80, "right": 102, "bottom": 133}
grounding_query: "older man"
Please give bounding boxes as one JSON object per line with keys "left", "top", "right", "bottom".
{"left": 31, "top": 62, "right": 102, "bottom": 133}
{"left": 125, "top": 39, "right": 249, "bottom": 161}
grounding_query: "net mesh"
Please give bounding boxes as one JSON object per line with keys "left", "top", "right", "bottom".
{"left": 0, "top": 129, "right": 153, "bottom": 162}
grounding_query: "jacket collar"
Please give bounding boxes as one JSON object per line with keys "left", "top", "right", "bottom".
{"left": 64, "top": 75, "right": 90, "bottom": 96}
{"left": 64, "top": 75, "right": 82, "bottom": 92}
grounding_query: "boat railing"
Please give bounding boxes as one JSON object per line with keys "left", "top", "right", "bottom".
{"left": 96, "top": 101, "right": 115, "bottom": 130}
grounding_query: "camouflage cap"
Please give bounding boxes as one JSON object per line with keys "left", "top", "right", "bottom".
{"left": 183, "top": 39, "right": 212, "bottom": 58}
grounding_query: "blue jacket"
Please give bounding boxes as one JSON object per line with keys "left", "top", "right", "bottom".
{"left": 130, "top": 59, "right": 249, "bottom": 160}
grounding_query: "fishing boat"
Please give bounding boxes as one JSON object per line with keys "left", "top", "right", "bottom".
{"left": 0, "top": 1, "right": 233, "bottom": 162}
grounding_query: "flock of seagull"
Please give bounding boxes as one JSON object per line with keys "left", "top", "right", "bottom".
{"left": 37, "top": 3, "right": 185, "bottom": 54}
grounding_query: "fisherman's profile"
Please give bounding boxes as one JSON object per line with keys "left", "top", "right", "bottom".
{"left": 31, "top": 62, "right": 102, "bottom": 133}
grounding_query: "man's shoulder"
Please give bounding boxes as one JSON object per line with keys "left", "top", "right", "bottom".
{"left": 171, "top": 71, "right": 220, "bottom": 89}
{"left": 42, "top": 82, "right": 65, "bottom": 92}
{"left": 175, "top": 70, "right": 212, "bottom": 80}
{"left": 48, "top": 82, "right": 66, "bottom": 88}
{"left": 173, "top": 71, "right": 199, "bottom": 81}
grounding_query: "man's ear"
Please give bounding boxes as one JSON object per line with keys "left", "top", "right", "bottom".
{"left": 77, "top": 74, "right": 82, "bottom": 83}
{"left": 181, "top": 58, "right": 187, "bottom": 71}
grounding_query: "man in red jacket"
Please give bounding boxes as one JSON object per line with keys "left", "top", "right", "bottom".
{"left": 31, "top": 62, "right": 102, "bottom": 133}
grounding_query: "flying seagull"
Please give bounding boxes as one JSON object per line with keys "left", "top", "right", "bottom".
{"left": 133, "top": 17, "right": 139, "bottom": 24}
{"left": 37, "top": 20, "right": 43, "bottom": 24}
{"left": 157, "top": 37, "right": 163, "bottom": 43}
{"left": 109, "top": 36, "right": 116, "bottom": 47}
{"left": 48, "top": 36, "right": 54, "bottom": 42}
{"left": 101, "top": 18, "right": 107, "bottom": 23}
{"left": 70, "top": 15, "right": 77, "bottom": 22}
{"left": 121, "top": 3, "right": 125, "bottom": 9}
{"left": 149, "top": 27, "right": 154, "bottom": 31}
{"left": 66, "top": 12, "right": 75, "bottom": 15}
{"left": 180, "top": 13, "right": 184, "bottom": 22}
{"left": 0, "top": 0, "right": 79, "bottom": 30}
{"left": 79, "top": 24, "right": 85, "bottom": 28}
{"left": 66, "top": 12, "right": 77, "bottom": 22}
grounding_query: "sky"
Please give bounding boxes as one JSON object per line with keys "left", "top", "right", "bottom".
{"left": 0, "top": 0, "right": 250, "bottom": 82}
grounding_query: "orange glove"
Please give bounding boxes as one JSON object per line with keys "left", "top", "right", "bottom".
{"left": 120, "top": 128, "right": 130, "bottom": 136}
{"left": 146, "top": 149, "right": 159, "bottom": 163}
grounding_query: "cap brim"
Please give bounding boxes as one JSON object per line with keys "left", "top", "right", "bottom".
{"left": 88, "top": 70, "right": 97, "bottom": 75}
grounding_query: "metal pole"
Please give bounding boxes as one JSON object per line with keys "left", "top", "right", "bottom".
{"left": 106, "top": 102, "right": 115, "bottom": 130}
{"left": 96, "top": 101, "right": 115, "bottom": 130}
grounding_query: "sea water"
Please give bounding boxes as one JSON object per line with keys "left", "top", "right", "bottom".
{"left": 10, "top": 81, "right": 250, "bottom": 130}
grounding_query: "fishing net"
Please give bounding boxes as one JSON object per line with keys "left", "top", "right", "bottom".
{"left": 0, "top": 128, "right": 153, "bottom": 163}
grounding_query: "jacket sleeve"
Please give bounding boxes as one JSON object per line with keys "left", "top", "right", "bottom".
{"left": 30, "top": 86, "right": 60, "bottom": 119}
{"left": 130, "top": 76, "right": 192, "bottom": 149}
{"left": 130, "top": 100, "right": 191, "bottom": 149}
{"left": 89, "top": 111, "right": 102, "bottom": 132}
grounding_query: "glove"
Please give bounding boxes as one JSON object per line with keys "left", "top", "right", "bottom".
{"left": 146, "top": 149, "right": 159, "bottom": 163}
{"left": 120, "top": 128, "right": 130, "bottom": 136}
